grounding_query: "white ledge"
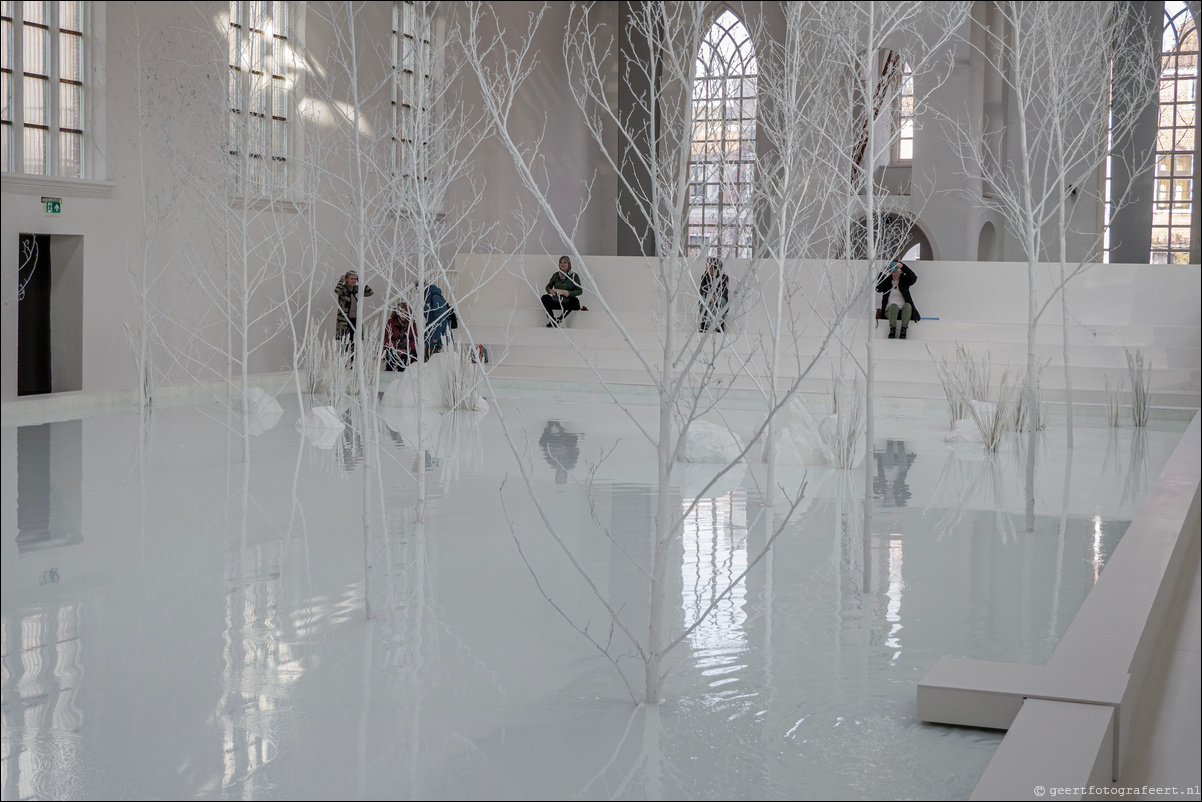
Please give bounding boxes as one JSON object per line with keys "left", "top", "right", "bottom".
{"left": 1, "top": 173, "right": 117, "bottom": 198}
{"left": 230, "top": 194, "right": 310, "bottom": 213}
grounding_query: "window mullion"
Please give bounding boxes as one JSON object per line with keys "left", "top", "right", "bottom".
{"left": 9, "top": 1, "right": 23, "bottom": 172}
{"left": 48, "top": 1, "right": 59, "bottom": 176}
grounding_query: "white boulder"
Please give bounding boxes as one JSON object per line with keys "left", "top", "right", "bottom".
{"left": 382, "top": 352, "right": 485, "bottom": 411}
{"left": 765, "top": 397, "right": 831, "bottom": 466}
{"left": 679, "top": 420, "right": 745, "bottom": 464}
{"left": 246, "top": 386, "right": 284, "bottom": 415}
{"left": 944, "top": 418, "right": 982, "bottom": 443}
{"left": 296, "top": 405, "right": 345, "bottom": 430}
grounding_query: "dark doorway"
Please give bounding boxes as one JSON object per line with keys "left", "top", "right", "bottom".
{"left": 18, "top": 233, "right": 52, "bottom": 396}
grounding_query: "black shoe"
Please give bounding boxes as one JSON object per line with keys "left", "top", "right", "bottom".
{"left": 899, "top": 327, "right": 907, "bottom": 340}
{"left": 546, "top": 321, "right": 555, "bottom": 328}
{"left": 888, "top": 327, "right": 896, "bottom": 339}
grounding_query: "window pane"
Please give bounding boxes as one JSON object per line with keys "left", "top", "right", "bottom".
{"left": 59, "top": 128, "right": 79, "bottom": 176}
{"left": 59, "top": 0, "right": 80, "bottom": 33}
{"left": 270, "top": 117, "right": 284, "bottom": 156}
{"left": 22, "top": 1, "right": 47, "bottom": 26}
{"left": 272, "top": 74, "right": 285, "bottom": 119}
{"left": 23, "top": 73, "right": 45, "bottom": 124}
{"left": 23, "top": 123, "right": 45, "bottom": 172}
{"left": 23, "top": 20, "right": 48, "bottom": 75}
{"left": 59, "top": 30, "right": 80, "bottom": 81}
{"left": 1, "top": 122, "right": 10, "bottom": 171}
{"left": 2, "top": 17, "right": 11, "bottom": 73}
{"left": 1, "top": 70, "right": 10, "bottom": 123}
{"left": 58, "top": 79, "right": 78, "bottom": 129}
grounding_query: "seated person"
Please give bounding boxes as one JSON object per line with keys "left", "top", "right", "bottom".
{"left": 383, "top": 302, "right": 417, "bottom": 371}
{"left": 699, "top": 256, "right": 729, "bottom": 333}
{"left": 541, "top": 255, "right": 583, "bottom": 327}
{"left": 876, "top": 260, "right": 920, "bottom": 339}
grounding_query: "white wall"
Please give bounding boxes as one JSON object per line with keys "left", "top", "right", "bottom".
{"left": 1, "top": 1, "right": 619, "bottom": 403}
{"left": 1, "top": 2, "right": 1183, "bottom": 404}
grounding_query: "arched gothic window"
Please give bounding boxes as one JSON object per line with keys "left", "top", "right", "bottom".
{"left": 896, "top": 62, "right": 915, "bottom": 162}
{"left": 1151, "top": 0, "right": 1197, "bottom": 263}
{"left": 686, "top": 9, "right": 757, "bottom": 259}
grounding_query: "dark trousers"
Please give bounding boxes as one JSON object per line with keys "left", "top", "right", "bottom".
{"left": 542, "top": 294, "right": 581, "bottom": 323}
{"left": 340, "top": 318, "right": 358, "bottom": 358}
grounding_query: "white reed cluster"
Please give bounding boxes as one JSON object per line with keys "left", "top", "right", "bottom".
{"left": 1125, "top": 348, "right": 1151, "bottom": 427}
{"left": 930, "top": 345, "right": 1018, "bottom": 452}
{"left": 824, "top": 375, "right": 864, "bottom": 469}
{"left": 447, "top": 343, "right": 485, "bottom": 412}
{"left": 1104, "top": 374, "right": 1125, "bottom": 427}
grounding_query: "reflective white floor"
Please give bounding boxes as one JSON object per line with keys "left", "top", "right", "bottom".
{"left": 0, "top": 397, "right": 1186, "bottom": 800}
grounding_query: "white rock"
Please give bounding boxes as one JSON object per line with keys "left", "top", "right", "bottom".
{"left": 246, "top": 387, "right": 284, "bottom": 415}
{"left": 296, "top": 405, "right": 345, "bottom": 430}
{"left": 382, "top": 353, "right": 485, "bottom": 411}
{"left": 679, "top": 420, "right": 745, "bottom": 464}
{"left": 944, "top": 418, "right": 982, "bottom": 443}
{"left": 302, "top": 427, "right": 343, "bottom": 449}
{"left": 765, "top": 397, "right": 831, "bottom": 466}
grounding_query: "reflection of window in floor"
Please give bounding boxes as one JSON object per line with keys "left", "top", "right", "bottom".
{"left": 219, "top": 540, "right": 306, "bottom": 792}
{"left": 680, "top": 490, "right": 749, "bottom": 666}
{"left": 1, "top": 604, "right": 85, "bottom": 799}
{"left": 885, "top": 536, "right": 904, "bottom": 662}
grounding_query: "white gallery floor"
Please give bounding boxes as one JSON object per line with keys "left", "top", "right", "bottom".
{"left": 0, "top": 395, "right": 1192, "bottom": 800}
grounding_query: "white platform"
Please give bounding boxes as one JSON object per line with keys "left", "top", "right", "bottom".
{"left": 451, "top": 255, "right": 1202, "bottom": 410}
{"left": 917, "top": 412, "right": 1202, "bottom": 799}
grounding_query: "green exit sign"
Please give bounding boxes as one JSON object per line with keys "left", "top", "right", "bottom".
{"left": 41, "top": 196, "right": 61, "bottom": 214}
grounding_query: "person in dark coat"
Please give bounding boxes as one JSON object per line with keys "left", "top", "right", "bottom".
{"left": 699, "top": 256, "right": 730, "bottom": 333}
{"left": 334, "top": 270, "right": 374, "bottom": 343}
{"left": 877, "top": 260, "right": 920, "bottom": 339}
{"left": 422, "top": 282, "right": 454, "bottom": 360}
{"left": 383, "top": 302, "right": 417, "bottom": 371}
{"left": 541, "top": 256, "right": 583, "bottom": 327}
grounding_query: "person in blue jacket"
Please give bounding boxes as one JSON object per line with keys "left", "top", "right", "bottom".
{"left": 422, "top": 281, "right": 455, "bottom": 360}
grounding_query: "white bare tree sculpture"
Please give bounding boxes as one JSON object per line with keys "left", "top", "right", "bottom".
{"left": 951, "top": 2, "right": 1158, "bottom": 530}
{"left": 465, "top": 2, "right": 894, "bottom": 705}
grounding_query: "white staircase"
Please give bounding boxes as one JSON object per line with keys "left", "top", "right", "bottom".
{"left": 451, "top": 255, "right": 1201, "bottom": 412}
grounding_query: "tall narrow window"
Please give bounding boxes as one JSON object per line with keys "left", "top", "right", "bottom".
{"left": 392, "top": 0, "right": 432, "bottom": 207}
{"left": 1151, "top": 1, "right": 1197, "bottom": 264}
{"left": 228, "top": 1, "right": 293, "bottom": 195}
{"left": 687, "top": 9, "right": 757, "bottom": 259}
{"left": 896, "top": 62, "right": 914, "bottom": 162}
{"left": 1, "top": 1, "right": 85, "bottom": 177}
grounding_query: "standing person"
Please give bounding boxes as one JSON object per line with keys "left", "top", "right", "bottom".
{"left": 698, "top": 256, "right": 729, "bottom": 333}
{"left": 383, "top": 301, "right": 417, "bottom": 371}
{"left": 876, "top": 260, "right": 920, "bottom": 339}
{"left": 541, "top": 255, "right": 583, "bottom": 327}
{"left": 334, "top": 270, "right": 374, "bottom": 345}
{"left": 422, "top": 281, "right": 454, "bottom": 360}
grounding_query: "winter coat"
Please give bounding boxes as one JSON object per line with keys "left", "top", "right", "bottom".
{"left": 423, "top": 284, "right": 453, "bottom": 349}
{"left": 876, "top": 262, "right": 921, "bottom": 322}
{"left": 699, "top": 268, "right": 730, "bottom": 331}
{"left": 545, "top": 270, "right": 583, "bottom": 298}
{"left": 334, "top": 277, "right": 374, "bottom": 339}
{"left": 384, "top": 309, "right": 418, "bottom": 359}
